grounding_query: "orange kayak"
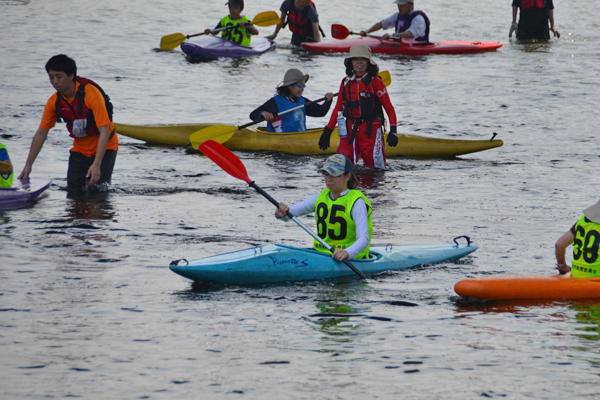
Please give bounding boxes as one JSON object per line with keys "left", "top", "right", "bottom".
{"left": 454, "top": 275, "right": 600, "bottom": 300}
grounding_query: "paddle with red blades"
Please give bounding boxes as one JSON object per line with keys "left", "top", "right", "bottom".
{"left": 331, "top": 24, "right": 399, "bottom": 41}
{"left": 199, "top": 139, "right": 368, "bottom": 280}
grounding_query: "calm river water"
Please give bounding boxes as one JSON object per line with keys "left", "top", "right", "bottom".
{"left": 1, "top": 0, "right": 599, "bottom": 398}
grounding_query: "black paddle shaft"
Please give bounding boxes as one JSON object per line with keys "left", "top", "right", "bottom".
{"left": 248, "top": 181, "right": 368, "bottom": 280}
{"left": 239, "top": 94, "right": 339, "bottom": 131}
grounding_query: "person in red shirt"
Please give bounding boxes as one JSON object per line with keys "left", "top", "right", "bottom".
{"left": 19, "top": 55, "right": 118, "bottom": 190}
{"left": 318, "top": 45, "right": 397, "bottom": 169}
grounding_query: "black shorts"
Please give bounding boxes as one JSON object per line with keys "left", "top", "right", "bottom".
{"left": 67, "top": 149, "right": 117, "bottom": 189}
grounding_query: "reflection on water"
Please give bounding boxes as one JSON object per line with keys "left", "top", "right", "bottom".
{"left": 65, "top": 191, "right": 116, "bottom": 221}
{"left": 571, "top": 301, "right": 600, "bottom": 342}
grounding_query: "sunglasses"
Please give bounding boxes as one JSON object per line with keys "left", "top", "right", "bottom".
{"left": 294, "top": 83, "right": 306, "bottom": 89}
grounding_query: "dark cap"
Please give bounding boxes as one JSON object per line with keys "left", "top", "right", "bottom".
{"left": 318, "top": 154, "right": 353, "bottom": 176}
{"left": 226, "top": 0, "right": 244, "bottom": 7}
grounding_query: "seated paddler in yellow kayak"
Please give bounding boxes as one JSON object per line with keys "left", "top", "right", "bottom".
{"left": 204, "top": 0, "right": 259, "bottom": 47}
{"left": 249, "top": 68, "right": 334, "bottom": 132}
{"left": 555, "top": 200, "right": 600, "bottom": 277}
{"left": 275, "top": 154, "right": 372, "bottom": 261}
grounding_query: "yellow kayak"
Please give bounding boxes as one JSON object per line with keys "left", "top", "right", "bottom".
{"left": 114, "top": 123, "right": 503, "bottom": 157}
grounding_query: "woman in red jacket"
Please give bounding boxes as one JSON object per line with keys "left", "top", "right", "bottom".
{"left": 318, "top": 45, "right": 398, "bottom": 169}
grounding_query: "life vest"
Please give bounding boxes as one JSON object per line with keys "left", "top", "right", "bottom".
{"left": 341, "top": 74, "right": 384, "bottom": 143}
{"left": 55, "top": 77, "right": 114, "bottom": 139}
{"left": 0, "top": 142, "right": 13, "bottom": 188}
{"left": 572, "top": 215, "right": 600, "bottom": 278}
{"left": 313, "top": 188, "right": 372, "bottom": 259}
{"left": 220, "top": 15, "right": 253, "bottom": 47}
{"left": 395, "top": 10, "right": 430, "bottom": 42}
{"left": 268, "top": 95, "right": 307, "bottom": 133}
{"left": 286, "top": 1, "right": 321, "bottom": 38}
{"left": 521, "top": 0, "right": 545, "bottom": 10}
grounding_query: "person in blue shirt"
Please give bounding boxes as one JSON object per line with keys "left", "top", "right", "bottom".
{"left": 250, "top": 68, "right": 334, "bottom": 133}
{"left": 265, "top": 0, "right": 322, "bottom": 46}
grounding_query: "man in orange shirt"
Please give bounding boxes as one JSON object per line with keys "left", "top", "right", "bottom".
{"left": 19, "top": 54, "right": 118, "bottom": 190}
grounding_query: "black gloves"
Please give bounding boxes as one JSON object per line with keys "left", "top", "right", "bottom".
{"left": 386, "top": 126, "right": 398, "bottom": 147}
{"left": 319, "top": 127, "right": 333, "bottom": 150}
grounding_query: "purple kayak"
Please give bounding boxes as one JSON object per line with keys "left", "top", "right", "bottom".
{"left": 180, "top": 35, "right": 275, "bottom": 59}
{"left": 0, "top": 178, "right": 51, "bottom": 211}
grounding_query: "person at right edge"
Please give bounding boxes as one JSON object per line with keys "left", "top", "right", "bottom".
{"left": 318, "top": 45, "right": 397, "bottom": 170}
{"left": 555, "top": 200, "right": 600, "bottom": 277}
{"left": 510, "top": 0, "right": 560, "bottom": 41}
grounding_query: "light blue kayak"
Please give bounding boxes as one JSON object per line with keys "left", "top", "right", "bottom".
{"left": 169, "top": 239, "right": 477, "bottom": 285}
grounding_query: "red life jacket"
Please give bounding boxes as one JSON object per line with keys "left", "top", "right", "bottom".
{"left": 341, "top": 74, "right": 384, "bottom": 143}
{"left": 341, "top": 74, "right": 383, "bottom": 121}
{"left": 521, "top": 0, "right": 545, "bottom": 9}
{"left": 55, "top": 77, "right": 114, "bottom": 139}
{"left": 287, "top": 1, "right": 316, "bottom": 37}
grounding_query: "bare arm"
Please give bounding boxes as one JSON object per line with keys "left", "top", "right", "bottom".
{"left": 512, "top": 6, "right": 519, "bottom": 23}
{"left": 312, "top": 22, "right": 321, "bottom": 42}
{"left": 241, "top": 21, "right": 259, "bottom": 36}
{"left": 265, "top": 12, "right": 286, "bottom": 40}
{"left": 555, "top": 230, "right": 574, "bottom": 274}
{"left": 18, "top": 127, "right": 49, "bottom": 179}
{"left": 86, "top": 124, "right": 111, "bottom": 186}
{"left": 384, "top": 30, "right": 414, "bottom": 40}
{"left": 548, "top": 9, "right": 560, "bottom": 37}
{"left": 360, "top": 22, "right": 383, "bottom": 36}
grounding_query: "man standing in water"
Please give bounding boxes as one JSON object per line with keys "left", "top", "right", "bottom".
{"left": 360, "top": 0, "right": 430, "bottom": 42}
{"left": 19, "top": 55, "right": 118, "bottom": 190}
{"left": 509, "top": 0, "right": 560, "bottom": 41}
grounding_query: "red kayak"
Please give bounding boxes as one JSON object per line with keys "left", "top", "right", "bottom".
{"left": 301, "top": 37, "right": 502, "bottom": 56}
{"left": 454, "top": 275, "right": 600, "bottom": 301}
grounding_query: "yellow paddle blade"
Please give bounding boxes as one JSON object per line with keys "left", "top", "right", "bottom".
{"left": 378, "top": 70, "right": 392, "bottom": 87}
{"left": 190, "top": 124, "right": 239, "bottom": 150}
{"left": 0, "top": 160, "right": 12, "bottom": 173}
{"left": 160, "top": 32, "right": 186, "bottom": 50}
{"left": 251, "top": 11, "right": 281, "bottom": 27}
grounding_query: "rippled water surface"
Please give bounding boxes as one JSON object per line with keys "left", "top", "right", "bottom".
{"left": 1, "top": 0, "right": 600, "bottom": 398}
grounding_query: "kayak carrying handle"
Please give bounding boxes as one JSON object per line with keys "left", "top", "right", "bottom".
{"left": 170, "top": 259, "right": 189, "bottom": 266}
{"left": 453, "top": 236, "right": 472, "bottom": 247}
{"left": 490, "top": 132, "right": 498, "bottom": 142}
{"left": 385, "top": 244, "right": 393, "bottom": 252}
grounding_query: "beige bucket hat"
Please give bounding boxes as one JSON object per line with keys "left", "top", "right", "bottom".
{"left": 583, "top": 200, "right": 600, "bottom": 224}
{"left": 278, "top": 68, "right": 309, "bottom": 88}
{"left": 344, "top": 44, "right": 377, "bottom": 70}
{"left": 394, "top": 0, "right": 414, "bottom": 5}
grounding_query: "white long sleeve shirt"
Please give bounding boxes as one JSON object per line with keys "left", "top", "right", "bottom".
{"left": 380, "top": 11, "right": 427, "bottom": 40}
{"left": 277, "top": 189, "right": 369, "bottom": 259}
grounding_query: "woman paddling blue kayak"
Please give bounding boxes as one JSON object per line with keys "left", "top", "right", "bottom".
{"left": 275, "top": 154, "right": 371, "bottom": 262}
{"left": 168, "top": 141, "right": 477, "bottom": 284}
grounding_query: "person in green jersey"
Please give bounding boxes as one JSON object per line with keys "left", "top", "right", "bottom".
{"left": 275, "top": 154, "right": 373, "bottom": 261}
{"left": 555, "top": 200, "right": 600, "bottom": 277}
{"left": 204, "top": 0, "right": 259, "bottom": 47}
{"left": 0, "top": 142, "right": 14, "bottom": 188}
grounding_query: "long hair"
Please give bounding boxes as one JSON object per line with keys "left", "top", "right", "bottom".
{"left": 347, "top": 172, "right": 360, "bottom": 189}
{"left": 345, "top": 62, "right": 380, "bottom": 79}
{"left": 276, "top": 85, "right": 292, "bottom": 97}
